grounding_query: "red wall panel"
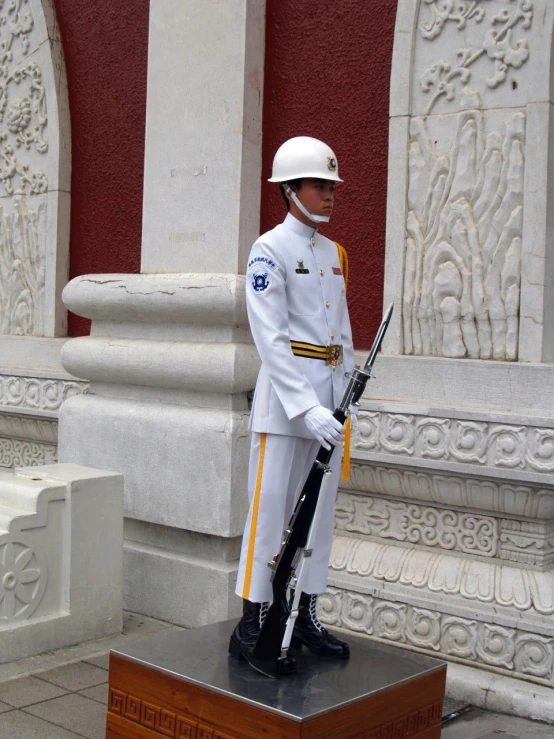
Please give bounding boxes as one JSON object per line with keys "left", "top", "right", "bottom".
{"left": 261, "top": 1, "right": 397, "bottom": 348}
{"left": 53, "top": 0, "right": 149, "bottom": 336}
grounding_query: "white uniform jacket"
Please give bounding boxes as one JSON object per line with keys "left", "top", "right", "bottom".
{"left": 247, "top": 212, "right": 355, "bottom": 439}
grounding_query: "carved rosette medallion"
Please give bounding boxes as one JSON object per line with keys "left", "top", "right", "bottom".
{"left": 0, "top": 533, "right": 46, "bottom": 621}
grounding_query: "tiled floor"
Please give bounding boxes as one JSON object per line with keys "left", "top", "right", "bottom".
{"left": 0, "top": 613, "right": 551, "bottom": 738}
{"left": 0, "top": 612, "right": 184, "bottom": 739}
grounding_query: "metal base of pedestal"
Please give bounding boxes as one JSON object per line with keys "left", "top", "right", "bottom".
{"left": 106, "top": 619, "right": 446, "bottom": 738}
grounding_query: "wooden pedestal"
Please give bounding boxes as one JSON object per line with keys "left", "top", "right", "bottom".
{"left": 106, "top": 620, "right": 446, "bottom": 739}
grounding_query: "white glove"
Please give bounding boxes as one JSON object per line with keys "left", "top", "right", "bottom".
{"left": 304, "top": 405, "right": 344, "bottom": 450}
{"left": 349, "top": 412, "right": 359, "bottom": 435}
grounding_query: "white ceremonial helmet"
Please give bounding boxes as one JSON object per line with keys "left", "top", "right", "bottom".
{"left": 268, "top": 136, "right": 343, "bottom": 183}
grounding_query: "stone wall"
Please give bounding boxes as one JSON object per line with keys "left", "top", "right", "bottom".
{"left": 322, "top": 0, "right": 554, "bottom": 719}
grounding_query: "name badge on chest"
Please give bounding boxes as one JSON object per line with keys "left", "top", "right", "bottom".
{"left": 295, "top": 260, "right": 310, "bottom": 274}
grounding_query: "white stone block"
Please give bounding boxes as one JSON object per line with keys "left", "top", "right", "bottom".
{"left": 361, "top": 353, "right": 554, "bottom": 415}
{"left": 0, "top": 463, "right": 123, "bottom": 663}
{"left": 59, "top": 395, "right": 249, "bottom": 538}
{"left": 447, "top": 662, "right": 554, "bottom": 724}
{"left": 382, "top": 115, "right": 410, "bottom": 354}
{"left": 124, "top": 540, "right": 241, "bottom": 628}
{"left": 390, "top": 0, "right": 418, "bottom": 117}
{"left": 141, "top": 0, "right": 265, "bottom": 274}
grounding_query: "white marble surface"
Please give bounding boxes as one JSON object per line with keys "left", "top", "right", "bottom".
{"left": 446, "top": 662, "right": 554, "bottom": 724}
{"left": 0, "top": 0, "right": 71, "bottom": 339}
{"left": 335, "top": 0, "right": 554, "bottom": 709}
{"left": 0, "top": 464, "right": 123, "bottom": 663}
{"left": 58, "top": 0, "right": 266, "bottom": 627}
{"left": 141, "top": 0, "right": 265, "bottom": 274}
{"left": 59, "top": 394, "right": 250, "bottom": 538}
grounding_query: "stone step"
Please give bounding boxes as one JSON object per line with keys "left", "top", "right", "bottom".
{"left": 0, "top": 470, "right": 58, "bottom": 513}
{"left": 0, "top": 501, "right": 30, "bottom": 535}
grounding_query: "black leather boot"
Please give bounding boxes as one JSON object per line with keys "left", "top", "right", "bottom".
{"left": 229, "top": 600, "right": 297, "bottom": 674}
{"left": 292, "top": 593, "right": 350, "bottom": 658}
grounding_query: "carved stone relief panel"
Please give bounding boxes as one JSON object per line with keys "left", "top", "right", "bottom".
{"left": 320, "top": 587, "right": 554, "bottom": 686}
{"left": 329, "top": 534, "right": 554, "bottom": 616}
{"left": 0, "top": 437, "right": 55, "bottom": 467}
{"left": 0, "top": 375, "right": 87, "bottom": 412}
{"left": 355, "top": 410, "right": 554, "bottom": 473}
{"left": 413, "top": 1, "right": 534, "bottom": 116}
{"left": 335, "top": 491, "right": 499, "bottom": 557}
{"left": 0, "top": 376, "right": 87, "bottom": 467}
{"left": 403, "top": 103, "right": 524, "bottom": 360}
{"left": 347, "top": 461, "right": 554, "bottom": 520}
{"left": 336, "top": 490, "right": 554, "bottom": 568}
{"left": 0, "top": 0, "right": 69, "bottom": 337}
{"left": 0, "top": 533, "right": 46, "bottom": 621}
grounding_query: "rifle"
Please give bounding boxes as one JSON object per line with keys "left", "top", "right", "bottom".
{"left": 248, "top": 303, "right": 394, "bottom": 678}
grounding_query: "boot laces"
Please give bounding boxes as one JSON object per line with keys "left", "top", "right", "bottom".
{"left": 308, "top": 594, "right": 325, "bottom": 633}
{"left": 259, "top": 602, "right": 269, "bottom": 629}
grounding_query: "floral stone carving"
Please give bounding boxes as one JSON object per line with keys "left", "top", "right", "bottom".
{"left": 0, "top": 534, "right": 46, "bottom": 621}
{"left": 420, "top": 0, "right": 533, "bottom": 113}
{"left": 0, "top": 0, "right": 54, "bottom": 336}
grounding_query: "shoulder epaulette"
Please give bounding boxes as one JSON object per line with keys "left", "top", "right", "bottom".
{"left": 334, "top": 241, "right": 348, "bottom": 290}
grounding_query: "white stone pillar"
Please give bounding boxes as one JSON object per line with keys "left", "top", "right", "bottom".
{"left": 324, "top": 0, "right": 554, "bottom": 723}
{"left": 59, "top": 0, "right": 266, "bottom": 626}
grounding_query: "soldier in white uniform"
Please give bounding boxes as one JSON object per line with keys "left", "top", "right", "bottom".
{"left": 229, "top": 137, "right": 357, "bottom": 672}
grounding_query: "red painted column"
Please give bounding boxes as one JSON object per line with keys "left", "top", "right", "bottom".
{"left": 261, "top": 1, "right": 397, "bottom": 348}
{"left": 53, "top": 1, "right": 149, "bottom": 336}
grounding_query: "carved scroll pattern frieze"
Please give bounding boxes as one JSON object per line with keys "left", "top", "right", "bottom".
{"left": 0, "top": 437, "right": 55, "bottom": 468}
{"left": 0, "top": 376, "right": 88, "bottom": 412}
{"left": 0, "top": 533, "right": 46, "bottom": 621}
{"left": 403, "top": 104, "right": 524, "bottom": 360}
{"left": 420, "top": 1, "right": 533, "bottom": 113}
{"left": 335, "top": 492, "right": 498, "bottom": 557}
{"left": 0, "top": 0, "right": 52, "bottom": 336}
{"left": 320, "top": 588, "right": 554, "bottom": 685}
{"left": 356, "top": 411, "right": 554, "bottom": 472}
{"left": 329, "top": 535, "right": 554, "bottom": 615}
{"left": 336, "top": 491, "right": 554, "bottom": 567}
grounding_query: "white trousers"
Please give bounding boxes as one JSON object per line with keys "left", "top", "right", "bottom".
{"left": 236, "top": 431, "right": 342, "bottom": 604}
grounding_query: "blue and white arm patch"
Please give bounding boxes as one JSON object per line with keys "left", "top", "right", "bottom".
{"left": 247, "top": 254, "right": 279, "bottom": 295}
{"left": 251, "top": 271, "right": 271, "bottom": 293}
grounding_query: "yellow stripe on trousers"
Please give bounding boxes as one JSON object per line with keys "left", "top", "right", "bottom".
{"left": 242, "top": 432, "right": 267, "bottom": 600}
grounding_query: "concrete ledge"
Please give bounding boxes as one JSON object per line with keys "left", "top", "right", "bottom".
{"left": 123, "top": 540, "right": 242, "bottom": 628}
{"left": 447, "top": 662, "right": 554, "bottom": 724}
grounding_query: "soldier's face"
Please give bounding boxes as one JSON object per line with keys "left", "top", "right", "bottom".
{"left": 294, "top": 178, "right": 336, "bottom": 217}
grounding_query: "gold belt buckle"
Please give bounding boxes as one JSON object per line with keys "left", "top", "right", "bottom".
{"left": 326, "top": 344, "right": 343, "bottom": 367}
